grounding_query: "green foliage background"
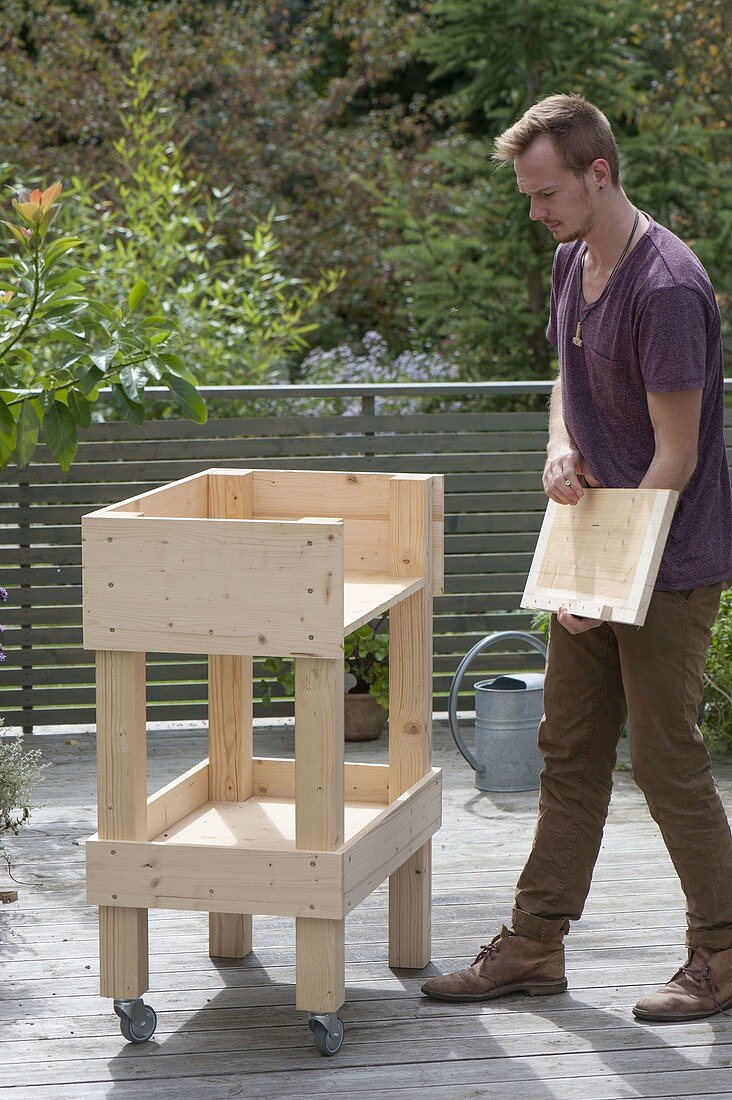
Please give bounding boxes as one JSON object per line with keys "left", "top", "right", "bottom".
{"left": 1, "top": 0, "right": 728, "bottom": 382}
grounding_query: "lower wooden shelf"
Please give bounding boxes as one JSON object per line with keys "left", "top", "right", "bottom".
{"left": 86, "top": 759, "right": 441, "bottom": 921}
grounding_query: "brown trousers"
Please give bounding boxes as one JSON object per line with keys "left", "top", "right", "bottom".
{"left": 512, "top": 583, "right": 732, "bottom": 949}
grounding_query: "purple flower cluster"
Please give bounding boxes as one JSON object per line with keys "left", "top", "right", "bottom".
{"left": 299, "top": 331, "right": 460, "bottom": 416}
{"left": 0, "top": 586, "right": 7, "bottom": 663}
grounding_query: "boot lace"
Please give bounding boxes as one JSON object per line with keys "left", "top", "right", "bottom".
{"left": 680, "top": 958, "right": 732, "bottom": 1017}
{"left": 472, "top": 931, "right": 511, "bottom": 967}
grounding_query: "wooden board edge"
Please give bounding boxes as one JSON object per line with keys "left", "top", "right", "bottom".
{"left": 342, "top": 768, "right": 442, "bottom": 911}
{"left": 86, "top": 838, "right": 344, "bottom": 918}
{"left": 146, "top": 757, "right": 209, "bottom": 839}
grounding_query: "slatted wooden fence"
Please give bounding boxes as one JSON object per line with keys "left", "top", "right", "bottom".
{"left": 2, "top": 381, "right": 730, "bottom": 732}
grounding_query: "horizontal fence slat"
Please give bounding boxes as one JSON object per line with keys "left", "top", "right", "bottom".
{"left": 9, "top": 451, "right": 550, "bottom": 485}
{"left": 29, "top": 429, "right": 550, "bottom": 464}
{"left": 0, "top": 484, "right": 550, "bottom": 521}
{"left": 62, "top": 410, "right": 553, "bottom": 444}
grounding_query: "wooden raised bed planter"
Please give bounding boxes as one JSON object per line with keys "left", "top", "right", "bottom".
{"left": 82, "top": 468, "right": 444, "bottom": 1054}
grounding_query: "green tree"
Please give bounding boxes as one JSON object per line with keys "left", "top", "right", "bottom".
{"left": 373, "top": 0, "right": 638, "bottom": 379}
{"left": 0, "top": 179, "right": 205, "bottom": 470}
{"left": 66, "top": 51, "right": 344, "bottom": 385}
{"left": 376, "top": 0, "right": 729, "bottom": 378}
{"left": 0, "top": 1, "right": 436, "bottom": 356}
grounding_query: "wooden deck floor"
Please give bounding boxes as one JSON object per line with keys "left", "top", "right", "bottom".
{"left": 2, "top": 722, "right": 732, "bottom": 1099}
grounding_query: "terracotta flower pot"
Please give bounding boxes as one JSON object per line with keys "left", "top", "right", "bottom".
{"left": 344, "top": 692, "right": 387, "bottom": 742}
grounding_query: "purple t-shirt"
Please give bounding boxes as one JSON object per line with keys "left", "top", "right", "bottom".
{"left": 548, "top": 216, "right": 730, "bottom": 594}
{"left": 547, "top": 215, "right": 731, "bottom": 590}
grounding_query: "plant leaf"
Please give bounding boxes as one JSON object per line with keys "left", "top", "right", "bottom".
{"left": 68, "top": 389, "right": 92, "bottom": 429}
{"left": 78, "top": 364, "right": 105, "bottom": 397}
{"left": 14, "top": 400, "right": 40, "bottom": 468}
{"left": 111, "top": 383, "right": 145, "bottom": 425}
{"left": 161, "top": 372, "right": 207, "bottom": 423}
{"left": 127, "top": 280, "right": 149, "bottom": 314}
{"left": 43, "top": 399, "right": 78, "bottom": 471}
{"left": 0, "top": 398, "right": 16, "bottom": 453}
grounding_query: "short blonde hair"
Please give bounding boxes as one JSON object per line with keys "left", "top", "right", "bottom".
{"left": 493, "top": 93, "right": 620, "bottom": 184}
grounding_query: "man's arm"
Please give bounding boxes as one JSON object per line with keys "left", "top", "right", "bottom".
{"left": 543, "top": 378, "right": 600, "bottom": 505}
{"left": 639, "top": 389, "right": 701, "bottom": 492}
{"left": 556, "top": 387, "right": 702, "bottom": 637}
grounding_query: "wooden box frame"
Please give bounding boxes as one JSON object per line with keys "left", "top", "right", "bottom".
{"left": 83, "top": 468, "right": 444, "bottom": 1018}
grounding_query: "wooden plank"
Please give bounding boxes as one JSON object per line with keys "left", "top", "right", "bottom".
{"left": 89, "top": 469, "right": 209, "bottom": 518}
{"left": 344, "top": 770, "right": 442, "bottom": 911}
{"left": 23, "top": 428, "right": 551, "bottom": 464}
{"left": 388, "top": 475, "right": 434, "bottom": 970}
{"left": 94, "top": 649, "right": 149, "bottom": 999}
{"left": 253, "top": 758, "right": 389, "bottom": 803}
{"left": 82, "top": 514, "right": 345, "bottom": 658}
{"left": 0, "top": 493, "right": 542, "bottom": 525}
{"left": 208, "top": 651, "right": 254, "bottom": 958}
{"left": 295, "top": 654, "right": 345, "bottom": 1012}
{"left": 14, "top": 451, "right": 555, "bottom": 484}
{"left": 24, "top": 410, "right": 552, "bottom": 446}
{"left": 146, "top": 759, "right": 209, "bottom": 838}
{"left": 522, "top": 488, "right": 679, "bottom": 625}
{"left": 205, "top": 464, "right": 257, "bottom": 956}
{"left": 86, "top": 836, "right": 344, "bottom": 918}
{"left": 0, "top": 467, "right": 548, "bottom": 508}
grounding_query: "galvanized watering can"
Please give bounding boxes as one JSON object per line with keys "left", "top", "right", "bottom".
{"left": 448, "top": 630, "right": 547, "bottom": 792}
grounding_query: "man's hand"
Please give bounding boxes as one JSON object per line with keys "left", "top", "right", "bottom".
{"left": 556, "top": 606, "right": 604, "bottom": 634}
{"left": 543, "top": 446, "right": 602, "bottom": 505}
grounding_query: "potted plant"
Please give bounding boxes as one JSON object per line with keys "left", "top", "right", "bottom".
{"left": 259, "top": 613, "right": 389, "bottom": 741}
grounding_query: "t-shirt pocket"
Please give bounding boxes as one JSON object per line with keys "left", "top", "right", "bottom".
{"left": 582, "top": 341, "right": 629, "bottom": 415}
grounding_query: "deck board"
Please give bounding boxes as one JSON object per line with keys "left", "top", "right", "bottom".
{"left": 2, "top": 722, "right": 731, "bottom": 1097}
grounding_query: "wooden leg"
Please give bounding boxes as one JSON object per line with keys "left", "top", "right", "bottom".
{"left": 209, "top": 912, "right": 252, "bottom": 959}
{"left": 388, "top": 842, "right": 432, "bottom": 969}
{"left": 100, "top": 907, "right": 148, "bottom": 999}
{"left": 294, "top": 657, "right": 345, "bottom": 1013}
{"left": 96, "top": 650, "right": 149, "bottom": 999}
{"left": 388, "top": 479, "right": 434, "bottom": 969}
{"left": 295, "top": 917, "right": 345, "bottom": 1012}
{"left": 208, "top": 653, "right": 254, "bottom": 958}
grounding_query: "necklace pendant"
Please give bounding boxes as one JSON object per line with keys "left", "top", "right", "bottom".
{"left": 572, "top": 321, "right": 583, "bottom": 348}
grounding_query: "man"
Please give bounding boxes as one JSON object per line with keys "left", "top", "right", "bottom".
{"left": 422, "top": 94, "right": 732, "bottom": 1022}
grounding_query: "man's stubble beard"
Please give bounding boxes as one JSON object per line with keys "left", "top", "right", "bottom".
{"left": 554, "top": 179, "right": 596, "bottom": 244}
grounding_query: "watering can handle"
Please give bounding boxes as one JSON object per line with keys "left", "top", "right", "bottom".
{"left": 448, "top": 630, "right": 548, "bottom": 775}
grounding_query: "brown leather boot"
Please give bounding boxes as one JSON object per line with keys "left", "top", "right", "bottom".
{"left": 633, "top": 945, "right": 732, "bottom": 1022}
{"left": 421, "top": 925, "right": 567, "bottom": 1003}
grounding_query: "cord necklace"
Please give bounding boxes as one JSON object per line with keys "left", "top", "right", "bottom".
{"left": 572, "top": 208, "right": 640, "bottom": 348}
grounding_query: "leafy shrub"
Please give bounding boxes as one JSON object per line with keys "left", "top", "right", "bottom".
{"left": 67, "top": 50, "right": 344, "bottom": 387}
{"left": 0, "top": 729, "right": 48, "bottom": 836}
{"left": 0, "top": 180, "right": 204, "bottom": 469}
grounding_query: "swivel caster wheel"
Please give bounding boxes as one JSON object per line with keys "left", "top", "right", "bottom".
{"left": 114, "top": 998, "right": 158, "bottom": 1044}
{"left": 308, "top": 1012, "right": 344, "bottom": 1056}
